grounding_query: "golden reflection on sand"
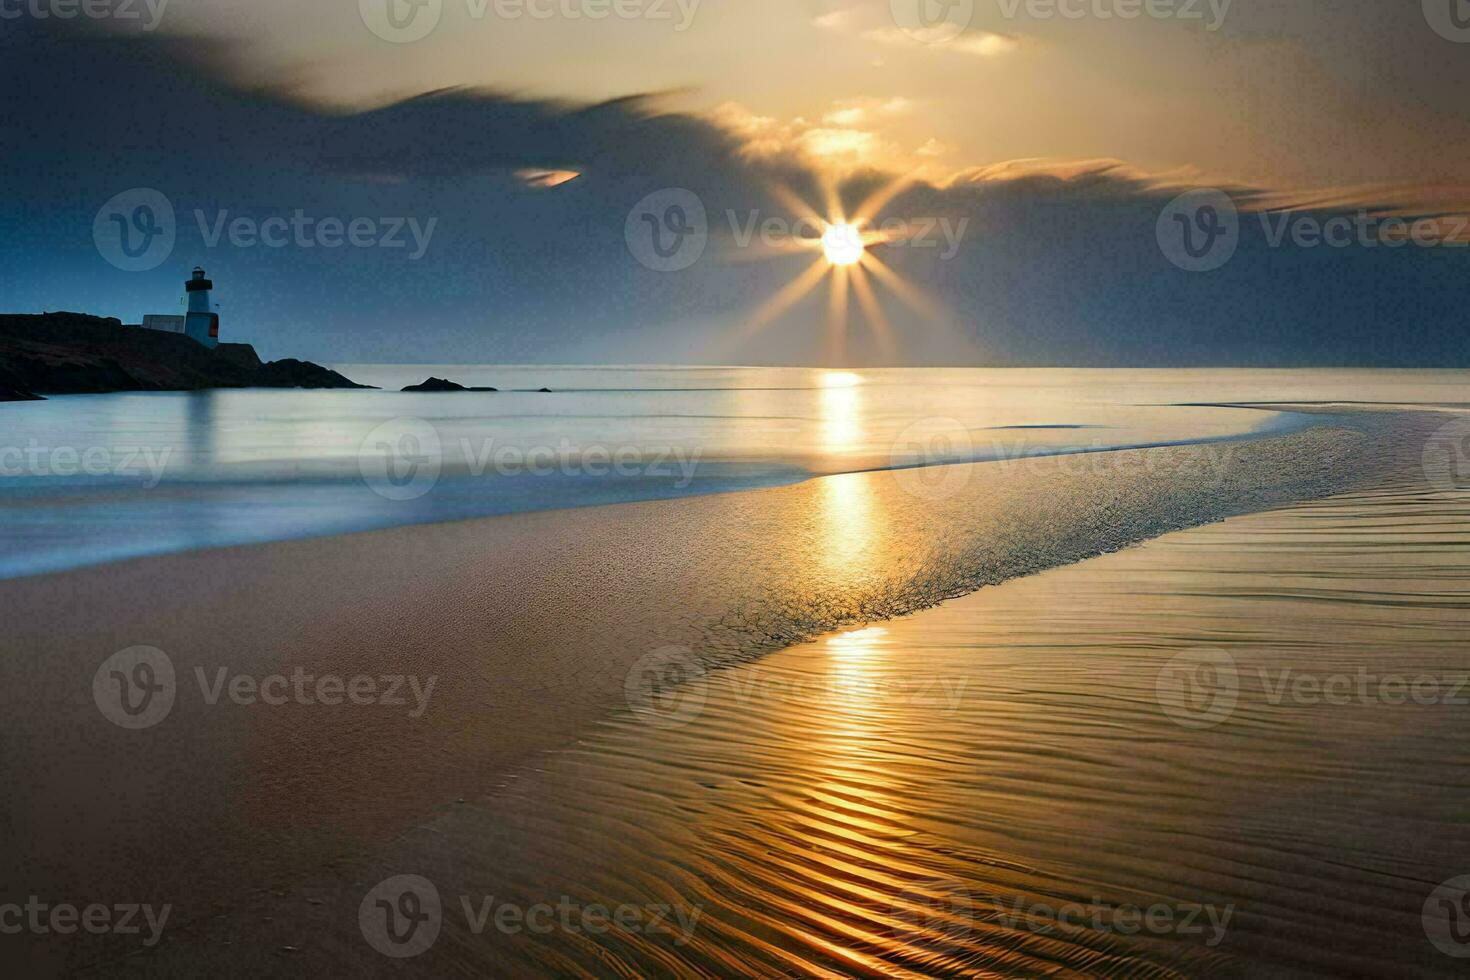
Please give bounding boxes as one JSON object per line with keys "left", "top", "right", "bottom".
{"left": 818, "top": 472, "right": 878, "bottom": 576}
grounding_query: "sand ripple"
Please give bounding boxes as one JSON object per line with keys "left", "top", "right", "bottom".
{"left": 166, "top": 474, "right": 1470, "bottom": 977}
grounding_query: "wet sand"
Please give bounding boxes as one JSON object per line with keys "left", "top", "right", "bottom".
{"left": 149, "top": 462, "right": 1470, "bottom": 976}
{"left": 0, "top": 408, "right": 1456, "bottom": 974}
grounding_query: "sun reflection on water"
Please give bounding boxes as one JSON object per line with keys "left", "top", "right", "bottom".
{"left": 819, "top": 370, "right": 864, "bottom": 457}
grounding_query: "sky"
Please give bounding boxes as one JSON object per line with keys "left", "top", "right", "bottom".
{"left": 1, "top": 1, "right": 1468, "bottom": 365}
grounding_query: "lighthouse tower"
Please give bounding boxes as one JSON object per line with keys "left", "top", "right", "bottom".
{"left": 183, "top": 267, "right": 219, "bottom": 349}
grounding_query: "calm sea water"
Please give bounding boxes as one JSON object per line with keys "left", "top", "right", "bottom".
{"left": 1, "top": 366, "right": 1467, "bottom": 579}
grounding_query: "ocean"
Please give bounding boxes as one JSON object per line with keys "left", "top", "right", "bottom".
{"left": 1, "top": 366, "right": 1468, "bottom": 579}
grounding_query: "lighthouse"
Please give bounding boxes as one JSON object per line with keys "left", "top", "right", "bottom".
{"left": 183, "top": 267, "right": 219, "bottom": 348}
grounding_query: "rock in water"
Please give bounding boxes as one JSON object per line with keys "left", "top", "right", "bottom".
{"left": 252, "top": 359, "right": 375, "bottom": 390}
{"left": 402, "top": 378, "right": 499, "bottom": 392}
{"left": 403, "top": 377, "right": 467, "bottom": 392}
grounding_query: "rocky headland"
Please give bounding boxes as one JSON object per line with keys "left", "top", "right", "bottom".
{"left": 0, "top": 313, "right": 371, "bottom": 399}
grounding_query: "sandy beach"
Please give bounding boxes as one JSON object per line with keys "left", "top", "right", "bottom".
{"left": 0, "top": 407, "right": 1461, "bottom": 975}
{"left": 13, "top": 6, "right": 1470, "bottom": 975}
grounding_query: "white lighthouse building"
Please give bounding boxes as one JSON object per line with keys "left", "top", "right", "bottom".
{"left": 183, "top": 267, "right": 219, "bottom": 348}
{"left": 141, "top": 267, "right": 220, "bottom": 348}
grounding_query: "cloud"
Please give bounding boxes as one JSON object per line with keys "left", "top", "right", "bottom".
{"left": 861, "top": 26, "right": 1021, "bottom": 57}
{"left": 710, "top": 101, "right": 904, "bottom": 173}
{"left": 811, "top": 4, "right": 1020, "bottom": 58}
{"left": 795, "top": 127, "right": 882, "bottom": 163}
{"left": 515, "top": 169, "right": 582, "bottom": 188}
{"left": 822, "top": 97, "right": 914, "bottom": 127}
{"left": 811, "top": 9, "right": 855, "bottom": 31}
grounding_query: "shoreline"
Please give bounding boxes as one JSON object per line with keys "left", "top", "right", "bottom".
{"left": 0, "top": 407, "right": 1446, "bottom": 973}
{"left": 0, "top": 393, "right": 1304, "bottom": 582}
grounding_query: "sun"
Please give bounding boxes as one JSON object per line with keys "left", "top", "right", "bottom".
{"left": 821, "top": 223, "right": 864, "bottom": 266}
{"left": 725, "top": 173, "right": 949, "bottom": 363}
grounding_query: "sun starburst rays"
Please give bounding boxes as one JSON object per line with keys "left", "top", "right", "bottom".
{"left": 722, "top": 257, "right": 832, "bottom": 354}
{"left": 729, "top": 179, "right": 948, "bottom": 362}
